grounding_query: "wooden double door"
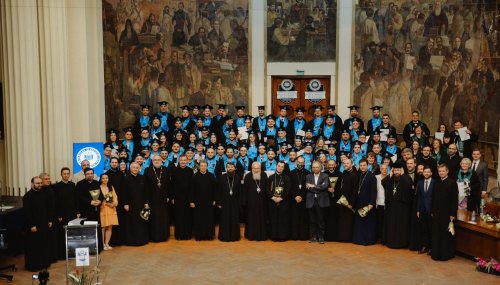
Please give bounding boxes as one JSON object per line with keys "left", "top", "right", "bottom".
{"left": 271, "top": 76, "right": 330, "bottom": 121}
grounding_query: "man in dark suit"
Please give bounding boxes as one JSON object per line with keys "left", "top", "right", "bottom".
{"left": 305, "top": 161, "right": 330, "bottom": 244}
{"left": 471, "top": 149, "right": 489, "bottom": 197}
{"left": 449, "top": 120, "right": 478, "bottom": 159}
{"left": 416, "top": 166, "right": 434, "bottom": 254}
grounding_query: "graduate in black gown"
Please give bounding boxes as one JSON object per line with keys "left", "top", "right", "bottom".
{"left": 267, "top": 161, "right": 291, "bottom": 241}
{"left": 39, "top": 173, "right": 58, "bottom": 264}
{"left": 289, "top": 156, "right": 310, "bottom": 241}
{"left": 23, "top": 177, "right": 51, "bottom": 271}
{"left": 324, "top": 159, "right": 341, "bottom": 241}
{"left": 431, "top": 164, "right": 458, "bottom": 261}
{"left": 217, "top": 162, "right": 243, "bottom": 242}
{"left": 144, "top": 155, "right": 171, "bottom": 242}
{"left": 336, "top": 159, "right": 358, "bottom": 242}
{"left": 383, "top": 162, "right": 412, "bottom": 249}
{"left": 190, "top": 160, "right": 217, "bottom": 240}
{"left": 123, "top": 162, "right": 149, "bottom": 246}
{"left": 243, "top": 162, "right": 269, "bottom": 241}
{"left": 106, "top": 158, "right": 126, "bottom": 246}
{"left": 353, "top": 159, "right": 377, "bottom": 245}
{"left": 54, "top": 167, "right": 79, "bottom": 260}
{"left": 170, "top": 155, "right": 194, "bottom": 240}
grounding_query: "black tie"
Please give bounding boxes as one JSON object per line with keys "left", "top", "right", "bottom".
{"left": 424, "top": 180, "right": 428, "bottom": 192}
{"left": 472, "top": 162, "right": 477, "bottom": 171}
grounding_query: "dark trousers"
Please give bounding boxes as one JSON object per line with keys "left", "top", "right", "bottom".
{"left": 376, "top": 205, "right": 385, "bottom": 242}
{"left": 418, "top": 212, "right": 432, "bottom": 248}
{"left": 308, "top": 199, "right": 325, "bottom": 239}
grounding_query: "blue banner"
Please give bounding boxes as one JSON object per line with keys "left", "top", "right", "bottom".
{"left": 73, "top": 142, "right": 104, "bottom": 177}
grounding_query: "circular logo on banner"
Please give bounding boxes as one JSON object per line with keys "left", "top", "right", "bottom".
{"left": 280, "top": 79, "right": 294, "bottom": 91}
{"left": 308, "top": 79, "right": 322, "bottom": 91}
{"left": 76, "top": 147, "right": 102, "bottom": 168}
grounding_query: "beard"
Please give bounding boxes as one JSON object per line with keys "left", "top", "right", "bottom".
{"left": 227, "top": 170, "right": 235, "bottom": 177}
{"left": 252, "top": 171, "right": 261, "bottom": 181}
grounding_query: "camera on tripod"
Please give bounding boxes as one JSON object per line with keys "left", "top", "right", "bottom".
{"left": 32, "top": 269, "right": 49, "bottom": 285}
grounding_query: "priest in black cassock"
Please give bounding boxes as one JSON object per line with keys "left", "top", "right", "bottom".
{"left": 406, "top": 158, "right": 422, "bottom": 251}
{"left": 289, "top": 157, "right": 310, "bottom": 241}
{"left": 106, "top": 158, "right": 126, "bottom": 246}
{"left": 23, "top": 177, "right": 51, "bottom": 271}
{"left": 267, "top": 161, "right": 291, "bottom": 241}
{"left": 324, "top": 159, "right": 341, "bottom": 241}
{"left": 243, "top": 162, "right": 269, "bottom": 241}
{"left": 217, "top": 162, "right": 243, "bottom": 241}
{"left": 54, "top": 167, "right": 79, "bottom": 260}
{"left": 383, "top": 162, "right": 412, "bottom": 249}
{"left": 352, "top": 159, "right": 377, "bottom": 245}
{"left": 123, "top": 162, "right": 149, "bottom": 246}
{"left": 144, "top": 155, "right": 171, "bottom": 242}
{"left": 76, "top": 168, "right": 103, "bottom": 251}
{"left": 336, "top": 159, "right": 358, "bottom": 242}
{"left": 170, "top": 155, "right": 194, "bottom": 240}
{"left": 39, "top": 173, "right": 58, "bottom": 264}
{"left": 190, "top": 160, "right": 217, "bottom": 240}
{"left": 431, "top": 164, "right": 458, "bottom": 261}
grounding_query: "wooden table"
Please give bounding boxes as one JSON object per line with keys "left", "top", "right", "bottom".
{"left": 456, "top": 209, "right": 500, "bottom": 260}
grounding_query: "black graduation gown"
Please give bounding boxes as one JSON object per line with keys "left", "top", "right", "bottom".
{"left": 242, "top": 173, "right": 269, "bottom": 241}
{"left": 325, "top": 169, "right": 341, "bottom": 241}
{"left": 190, "top": 172, "right": 217, "bottom": 240}
{"left": 289, "top": 168, "right": 310, "bottom": 241}
{"left": 54, "top": 181, "right": 78, "bottom": 260}
{"left": 23, "top": 189, "right": 51, "bottom": 271}
{"left": 41, "top": 185, "right": 58, "bottom": 263}
{"left": 353, "top": 171, "right": 378, "bottom": 245}
{"left": 106, "top": 169, "right": 126, "bottom": 246}
{"left": 431, "top": 177, "right": 458, "bottom": 261}
{"left": 383, "top": 175, "right": 412, "bottom": 249}
{"left": 217, "top": 173, "right": 243, "bottom": 241}
{"left": 123, "top": 174, "right": 149, "bottom": 246}
{"left": 267, "top": 173, "right": 291, "bottom": 241}
{"left": 171, "top": 166, "right": 194, "bottom": 240}
{"left": 337, "top": 169, "right": 358, "bottom": 242}
{"left": 144, "top": 166, "right": 171, "bottom": 242}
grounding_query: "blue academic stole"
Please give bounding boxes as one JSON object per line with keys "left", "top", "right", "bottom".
{"left": 167, "top": 152, "right": 180, "bottom": 163}
{"left": 368, "top": 164, "right": 374, "bottom": 172}
{"left": 278, "top": 153, "right": 289, "bottom": 163}
{"left": 313, "top": 117, "right": 324, "bottom": 136}
{"left": 340, "top": 140, "right": 351, "bottom": 152}
{"left": 151, "top": 127, "right": 162, "bottom": 137}
{"left": 238, "top": 156, "right": 250, "bottom": 171}
{"left": 104, "top": 157, "right": 111, "bottom": 171}
{"left": 162, "top": 160, "right": 170, "bottom": 167}
{"left": 222, "top": 124, "right": 231, "bottom": 139}
{"left": 248, "top": 145, "right": 257, "bottom": 159}
{"left": 187, "top": 160, "right": 196, "bottom": 169}
{"left": 203, "top": 117, "right": 212, "bottom": 127}
{"left": 123, "top": 140, "right": 134, "bottom": 160}
{"left": 386, "top": 145, "right": 397, "bottom": 155}
{"left": 352, "top": 153, "right": 362, "bottom": 168}
{"left": 277, "top": 137, "right": 287, "bottom": 144}
{"left": 224, "top": 158, "right": 237, "bottom": 171}
{"left": 206, "top": 158, "right": 217, "bottom": 174}
{"left": 327, "top": 154, "right": 337, "bottom": 162}
{"left": 141, "top": 138, "right": 150, "bottom": 147}
{"left": 323, "top": 125, "right": 335, "bottom": 138}
{"left": 361, "top": 144, "right": 368, "bottom": 156}
{"left": 276, "top": 117, "right": 288, "bottom": 129}
{"left": 376, "top": 154, "right": 383, "bottom": 165}
{"left": 235, "top": 117, "right": 245, "bottom": 128}
{"left": 266, "top": 128, "right": 277, "bottom": 136}
{"left": 265, "top": 160, "right": 277, "bottom": 171}
{"left": 181, "top": 118, "right": 190, "bottom": 130}
{"left": 158, "top": 112, "right": 170, "bottom": 132}
{"left": 258, "top": 117, "right": 266, "bottom": 131}
{"left": 371, "top": 117, "right": 382, "bottom": 132}
{"left": 288, "top": 161, "right": 297, "bottom": 171}
{"left": 350, "top": 129, "right": 359, "bottom": 142}
{"left": 294, "top": 119, "right": 305, "bottom": 133}
{"left": 225, "top": 139, "right": 237, "bottom": 147}
{"left": 140, "top": 116, "right": 150, "bottom": 127}
{"left": 303, "top": 154, "right": 313, "bottom": 171}
{"left": 256, "top": 154, "right": 268, "bottom": 163}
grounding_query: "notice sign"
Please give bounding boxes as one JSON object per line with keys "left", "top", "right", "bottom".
{"left": 305, "top": 91, "right": 326, "bottom": 100}
{"left": 75, "top": 247, "right": 90, "bottom": 266}
{"left": 73, "top": 142, "right": 104, "bottom": 177}
{"left": 277, "top": 91, "right": 297, "bottom": 100}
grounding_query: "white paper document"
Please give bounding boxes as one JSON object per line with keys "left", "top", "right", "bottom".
{"left": 380, "top": 129, "right": 389, "bottom": 141}
{"left": 434, "top": 132, "right": 444, "bottom": 142}
{"left": 68, "top": 218, "right": 87, "bottom": 226}
{"left": 457, "top": 127, "right": 470, "bottom": 141}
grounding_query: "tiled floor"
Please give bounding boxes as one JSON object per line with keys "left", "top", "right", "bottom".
{"left": 4, "top": 227, "right": 499, "bottom": 285}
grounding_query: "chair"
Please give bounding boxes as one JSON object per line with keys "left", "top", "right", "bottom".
{"left": 0, "top": 229, "right": 16, "bottom": 283}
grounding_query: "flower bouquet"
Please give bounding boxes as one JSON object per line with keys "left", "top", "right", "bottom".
{"left": 140, "top": 206, "right": 151, "bottom": 221}
{"left": 476, "top": 257, "right": 500, "bottom": 275}
{"left": 481, "top": 214, "right": 499, "bottom": 223}
{"left": 357, "top": 206, "right": 370, "bottom": 217}
{"left": 89, "top": 189, "right": 100, "bottom": 201}
{"left": 448, "top": 221, "right": 455, "bottom": 236}
{"left": 67, "top": 259, "right": 100, "bottom": 285}
{"left": 104, "top": 192, "right": 113, "bottom": 203}
{"left": 337, "top": 195, "right": 355, "bottom": 213}
{"left": 274, "top": 186, "right": 284, "bottom": 198}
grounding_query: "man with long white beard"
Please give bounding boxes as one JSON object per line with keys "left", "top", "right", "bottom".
{"left": 243, "top": 162, "right": 269, "bottom": 241}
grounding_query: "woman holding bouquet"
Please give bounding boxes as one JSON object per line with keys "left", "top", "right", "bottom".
{"left": 99, "top": 173, "right": 119, "bottom": 250}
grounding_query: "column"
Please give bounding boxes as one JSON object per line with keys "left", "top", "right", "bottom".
{"left": 250, "top": 0, "right": 266, "bottom": 116}
{"left": 0, "top": 0, "right": 44, "bottom": 195}
{"left": 336, "top": 0, "right": 355, "bottom": 120}
{"left": 38, "top": 0, "right": 72, "bottom": 178}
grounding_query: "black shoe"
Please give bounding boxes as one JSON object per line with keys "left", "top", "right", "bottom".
{"left": 418, "top": 247, "right": 429, "bottom": 254}
{"left": 308, "top": 238, "right": 318, "bottom": 243}
{"left": 319, "top": 237, "right": 325, "bottom": 244}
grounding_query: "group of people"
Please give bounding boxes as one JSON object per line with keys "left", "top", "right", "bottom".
{"left": 22, "top": 101, "right": 490, "bottom": 272}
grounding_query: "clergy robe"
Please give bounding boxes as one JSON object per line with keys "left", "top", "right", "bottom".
{"left": 406, "top": 172, "right": 422, "bottom": 251}
{"left": 106, "top": 168, "right": 126, "bottom": 246}
{"left": 431, "top": 177, "right": 458, "bottom": 261}
{"left": 41, "top": 184, "right": 58, "bottom": 263}
{"left": 324, "top": 168, "right": 341, "bottom": 241}
{"left": 267, "top": 172, "right": 291, "bottom": 241}
{"left": 383, "top": 175, "right": 412, "bottom": 248}
{"left": 54, "top": 180, "right": 78, "bottom": 260}
{"left": 123, "top": 173, "right": 149, "bottom": 246}
{"left": 144, "top": 165, "right": 171, "bottom": 242}
{"left": 289, "top": 168, "right": 310, "bottom": 240}
{"left": 23, "top": 188, "right": 51, "bottom": 271}
{"left": 243, "top": 173, "right": 269, "bottom": 241}
{"left": 353, "top": 171, "right": 377, "bottom": 245}
{"left": 217, "top": 173, "right": 243, "bottom": 241}
{"left": 190, "top": 171, "right": 217, "bottom": 240}
{"left": 337, "top": 168, "right": 358, "bottom": 242}
{"left": 171, "top": 165, "right": 194, "bottom": 240}
{"left": 76, "top": 179, "right": 104, "bottom": 251}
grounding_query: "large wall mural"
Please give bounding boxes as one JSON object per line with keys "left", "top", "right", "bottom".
{"left": 102, "top": 0, "right": 249, "bottom": 131}
{"left": 353, "top": 0, "right": 499, "bottom": 143}
{"left": 266, "top": 0, "right": 337, "bottom": 62}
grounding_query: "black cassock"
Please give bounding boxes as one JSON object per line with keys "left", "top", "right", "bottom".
{"left": 54, "top": 181, "right": 78, "bottom": 260}
{"left": 190, "top": 171, "right": 217, "bottom": 240}
{"left": 407, "top": 173, "right": 422, "bottom": 251}
{"left": 289, "top": 168, "right": 310, "bottom": 240}
{"left": 325, "top": 169, "right": 341, "bottom": 241}
{"left": 42, "top": 185, "right": 58, "bottom": 263}
{"left": 383, "top": 175, "right": 412, "bottom": 249}
{"left": 106, "top": 168, "right": 126, "bottom": 246}
{"left": 243, "top": 173, "right": 269, "bottom": 241}
{"left": 76, "top": 179, "right": 104, "bottom": 251}
{"left": 337, "top": 168, "right": 358, "bottom": 242}
{"left": 267, "top": 173, "right": 291, "bottom": 241}
{"left": 217, "top": 173, "right": 243, "bottom": 242}
{"left": 144, "top": 166, "right": 171, "bottom": 242}
{"left": 431, "top": 177, "right": 458, "bottom": 261}
{"left": 171, "top": 166, "right": 194, "bottom": 240}
{"left": 23, "top": 188, "right": 51, "bottom": 271}
{"left": 123, "top": 173, "right": 149, "bottom": 246}
{"left": 353, "top": 171, "right": 377, "bottom": 245}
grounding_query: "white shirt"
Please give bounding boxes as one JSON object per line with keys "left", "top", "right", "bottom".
{"left": 375, "top": 174, "right": 386, "bottom": 206}
{"left": 424, "top": 178, "right": 432, "bottom": 192}
{"left": 314, "top": 173, "right": 320, "bottom": 185}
